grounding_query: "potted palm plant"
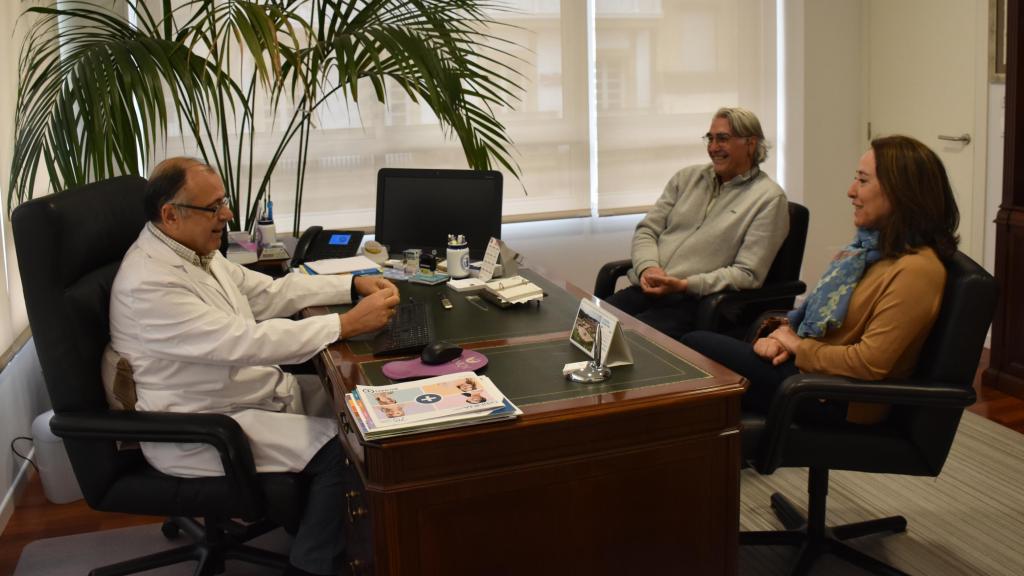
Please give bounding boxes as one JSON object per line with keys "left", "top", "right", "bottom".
{"left": 8, "top": 0, "right": 523, "bottom": 233}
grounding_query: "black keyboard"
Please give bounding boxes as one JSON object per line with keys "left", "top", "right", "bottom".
{"left": 371, "top": 299, "right": 436, "bottom": 356}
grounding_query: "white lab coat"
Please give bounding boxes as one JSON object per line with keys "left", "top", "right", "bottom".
{"left": 110, "top": 226, "right": 351, "bottom": 478}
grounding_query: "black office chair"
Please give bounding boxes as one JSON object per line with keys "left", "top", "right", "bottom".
{"left": 594, "top": 201, "right": 809, "bottom": 338}
{"left": 12, "top": 177, "right": 306, "bottom": 575}
{"left": 740, "top": 251, "right": 997, "bottom": 576}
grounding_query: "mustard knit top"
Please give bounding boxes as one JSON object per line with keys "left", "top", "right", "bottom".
{"left": 795, "top": 247, "right": 946, "bottom": 424}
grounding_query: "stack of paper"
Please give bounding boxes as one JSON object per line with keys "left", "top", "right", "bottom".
{"left": 344, "top": 372, "right": 521, "bottom": 440}
{"left": 447, "top": 277, "right": 486, "bottom": 292}
{"left": 304, "top": 255, "right": 381, "bottom": 275}
{"left": 481, "top": 275, "right": 544, "bottom": 306}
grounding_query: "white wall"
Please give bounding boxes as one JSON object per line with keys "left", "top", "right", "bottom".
{"left": 0, "top": 340, "right": 49, "bottom": 535}
{"left": 794, "top": 0, "right": 865, "bottom": 285}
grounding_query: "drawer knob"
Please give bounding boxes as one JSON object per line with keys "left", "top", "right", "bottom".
{"left": 339, "top": 412, "right": 354, "bottom": 435}
{"left": 346, "top": 490, "right": 368, "bottom": 521}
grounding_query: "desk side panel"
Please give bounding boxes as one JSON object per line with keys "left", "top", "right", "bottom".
{"left": 371, "top": 425, "right": 740, "bottom": 576}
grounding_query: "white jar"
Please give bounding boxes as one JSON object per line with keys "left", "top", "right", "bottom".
{"left": 446, "top": 241, "right": 470, "bottom": 279}
{"left": 256, "top": 220, "right": 277, "bottom": 248}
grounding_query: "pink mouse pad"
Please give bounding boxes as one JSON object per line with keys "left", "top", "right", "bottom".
{"left": 381, "top": 350, "right": 489, "bottom": 380}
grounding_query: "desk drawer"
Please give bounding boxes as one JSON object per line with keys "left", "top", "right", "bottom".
{"left": 342, "top": 462, "right": 374, "bottom": 575}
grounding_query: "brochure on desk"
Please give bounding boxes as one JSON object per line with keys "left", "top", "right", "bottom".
{"left": 345, "top": 372, "right": 522, "bottom": 440}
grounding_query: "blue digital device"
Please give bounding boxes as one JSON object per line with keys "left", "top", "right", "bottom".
{"left": 328, "top": 233, "right": 352, "bottom": 246}
{"left": 291, "top": 226, "right": 364, "bottom": 267}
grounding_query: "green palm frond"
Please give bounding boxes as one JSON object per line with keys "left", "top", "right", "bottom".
{"left": 269, "top": 0, "right": 526, "bottom": 231}
{"left": 9, "top": 1, "right": 249, "bottom": 211}
{"left": 9, "top": 0, "right": 526, "bottom": 234}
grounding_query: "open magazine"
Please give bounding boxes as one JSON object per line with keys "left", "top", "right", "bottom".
{"left": 345, "top": 372, "right": 522, "bottom": 440}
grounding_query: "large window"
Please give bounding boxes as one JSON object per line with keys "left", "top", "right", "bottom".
{"left": 596, "top": 0, "right": 776, "bottom": 213}
{"left": 0, "top": 0, "right": 776, "bottom": 356}
{"left": 0, "top": 2, "right": 30, "bottom": 355}
{"left": 155, "top": 0, "right": 775, "bottom": 232}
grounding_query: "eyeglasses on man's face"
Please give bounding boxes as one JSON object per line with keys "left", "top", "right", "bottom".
{"left": 702, "top": 132, "right": 748, "bottom": 146}
{"left": 171, "top": 197, "right": 230, "bottom": 216}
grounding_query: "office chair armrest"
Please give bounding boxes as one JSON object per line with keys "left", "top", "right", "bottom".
{"left": 695, "top": 281, "right": 807, "bottom": 332}
{"left": 594, "top": 259, "right": 632, "bottom": 299}
{"left": 50, "top": 410, "right": 263, "bottom": 510}
{"left": 774, "top": 375, "right": 976, "bottom": 408}
{"left": 757, "top": 375, "right": 976, "bottom": 466}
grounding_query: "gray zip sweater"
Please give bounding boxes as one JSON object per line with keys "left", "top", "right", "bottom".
{"left": 627, "top": 164, "right": 789, "bottom": 296}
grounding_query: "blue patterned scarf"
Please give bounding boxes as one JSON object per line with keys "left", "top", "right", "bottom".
{"left": 787, "top": 229, "right": 882, "bottom": 338}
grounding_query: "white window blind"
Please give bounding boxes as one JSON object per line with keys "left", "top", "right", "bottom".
{"left": 153, "top": 0, "right": 774, "bottom": 231}
{"left": 157, "top": 0, "right": 593, "bottom": 233}
{"left": 595, "top": 0, "right": 777, "bottom": 214}
{"left": 0, "top": 1, "right": 30, "bottom": 356}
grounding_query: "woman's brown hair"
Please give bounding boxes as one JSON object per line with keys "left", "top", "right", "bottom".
{"left": 871, "top": 135, "right": 960, "bottom": 259}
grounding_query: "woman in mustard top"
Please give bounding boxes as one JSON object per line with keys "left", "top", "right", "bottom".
{"left": 681, "top": 135, "right": 960, "bottom": 425}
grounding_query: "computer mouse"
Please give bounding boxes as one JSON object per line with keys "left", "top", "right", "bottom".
{"left": 420, "top": 341, "right": 463, "bottom": 365}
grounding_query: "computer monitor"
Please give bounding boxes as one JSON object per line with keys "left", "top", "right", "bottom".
{"left": 375, "top": 168, "right": 503, "bottom": 260}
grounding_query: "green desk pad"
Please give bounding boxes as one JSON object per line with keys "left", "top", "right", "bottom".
{"left": 331, "top": 269, "right": 584, "bottom": 355}
{"left": 359, "top": 331, "right": 710, "bottom": 407}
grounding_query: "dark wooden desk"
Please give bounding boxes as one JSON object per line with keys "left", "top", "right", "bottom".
{"left": 311, "top": 268, "right": 744, "bottom": 576}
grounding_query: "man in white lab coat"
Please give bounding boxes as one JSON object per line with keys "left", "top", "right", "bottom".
{"left": 109, "top": 157, "right": 399, "bottom": 576}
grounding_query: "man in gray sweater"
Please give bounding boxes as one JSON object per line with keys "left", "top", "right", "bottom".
{"left": 607, "top": 107, "right": 789, "bottom": 339}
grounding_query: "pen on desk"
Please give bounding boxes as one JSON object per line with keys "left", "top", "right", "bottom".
{"left": 302, "top": 263, "right": 317, "bottom": 275}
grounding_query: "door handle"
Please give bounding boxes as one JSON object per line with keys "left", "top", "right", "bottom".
{"left": 938, "top": 133, "right": 971, "bottom": 145}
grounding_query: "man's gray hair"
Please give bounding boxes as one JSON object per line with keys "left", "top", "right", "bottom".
{"left": 715, "top": 107, "right": 769, "bottom": 164}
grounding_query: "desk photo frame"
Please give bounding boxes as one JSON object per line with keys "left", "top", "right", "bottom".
{"left": 570, "top": 299, "right": 633, "bottom": 367}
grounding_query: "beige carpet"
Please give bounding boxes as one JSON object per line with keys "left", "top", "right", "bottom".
{"left": 15, "top": 412, "right": 1024, "bottom": 575}
{"left": 739, "top": 411, "right": 1024, "bottom": 575}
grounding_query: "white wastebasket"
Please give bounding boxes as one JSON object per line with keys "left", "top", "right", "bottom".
{"left": 31, "top": 409, "right": 84, "bottom": 504}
